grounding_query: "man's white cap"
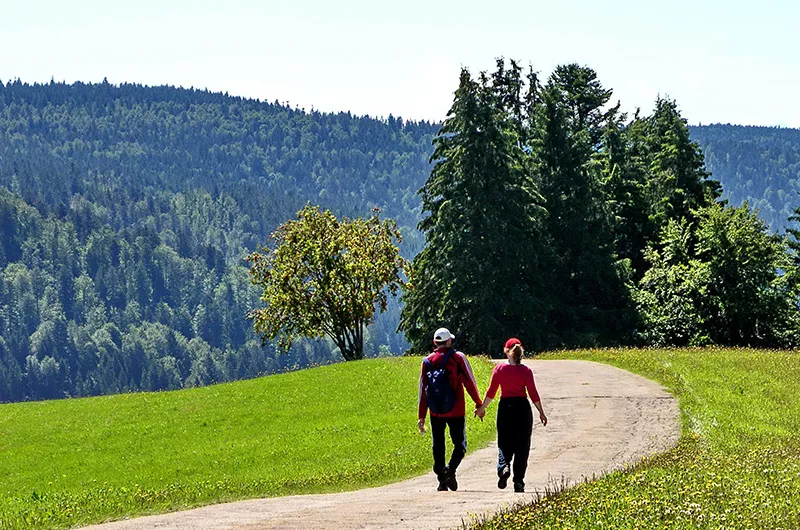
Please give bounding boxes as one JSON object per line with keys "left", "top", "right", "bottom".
{"left": 433, "top": 327, "right": 455, "bottom": 342}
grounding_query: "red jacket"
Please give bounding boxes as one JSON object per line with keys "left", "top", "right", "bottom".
{"left": 418, "top": 347, "right": 482, "bottom": 419}
{"left": 485, "top": 362, "right": 541, "bottom": 402}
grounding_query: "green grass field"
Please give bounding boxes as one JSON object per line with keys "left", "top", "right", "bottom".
{"left": 0, "top": 356, "right": 496, "bottom": 530}
{"left": 472, "top": 347, "right": 800, "bottom": 530}
{"left": 5, "top": 348, "right": 800, "bottom": 530}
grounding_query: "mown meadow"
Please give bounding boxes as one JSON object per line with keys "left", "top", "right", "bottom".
{"left": 472, "top": 347, "right": 800, "bottom": 530}
{"left": 0, "top": 356, "right": 496, "bottom": 530}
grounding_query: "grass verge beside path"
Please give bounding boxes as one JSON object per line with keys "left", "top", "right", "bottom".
{"left": 472, "top": 347, "right": 800, "bottom": 530}
{"left": 0, "top": 356, "right": 495, "bottom": 530}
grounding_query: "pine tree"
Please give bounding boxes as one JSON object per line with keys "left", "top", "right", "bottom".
{"left": 530, "top": 65, "right": 633, "bottom": 345}
{"left": 598, "top": 108, "right": 651, "bottom": 279}
{"left": 400, "top": 63, "right": 547, "bottom": 354}
{"left": 605, "top": 98, "right": 722, "bottom": 281}
{"left": 643, "top": 97, "right": 722, "bottom": 228}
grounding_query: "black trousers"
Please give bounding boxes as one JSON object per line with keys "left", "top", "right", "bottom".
{"left": 496, "top": 397, "right": 533, "bottom": 483}
{"left": 430, "top": 415, "right": 467, "bottom": 477}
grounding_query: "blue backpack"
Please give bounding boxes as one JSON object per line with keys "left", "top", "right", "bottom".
{"left": 423, "top": 349, "right": 457, "bottom": 414}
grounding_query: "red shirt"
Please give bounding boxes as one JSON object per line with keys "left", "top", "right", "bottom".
{"left": 485, "top": 362, "right": 541, "bottom": 402}
{"left": 418, "top": 348, "right": 482, "bottom": 419}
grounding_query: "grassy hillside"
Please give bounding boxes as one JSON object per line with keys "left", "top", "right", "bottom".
{"left": 474, "top": 348, "right": 800, "bottom": 529}
{"left": 0, "top": 356, "right": 495, "bottom": 530}
{"left": 5, "top": 346, "right": 799, "bottom": 529}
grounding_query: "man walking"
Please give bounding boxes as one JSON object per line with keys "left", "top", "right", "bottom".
{"left": 417, "top": 327, "right": 483, "bottom": 491}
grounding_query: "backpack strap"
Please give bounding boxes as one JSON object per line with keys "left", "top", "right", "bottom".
{"left": 441, "top": 348, "right": 455, "bottom": 368}
{"left": 423, "top": 348, "right": 455, "bottom": 372}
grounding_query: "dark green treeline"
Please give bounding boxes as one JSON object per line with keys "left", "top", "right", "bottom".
{"left": 2, "top": 75, "right": 800, "bottom": 401}
{"left": 401, "top": 60, "right": 799, "bottom": 354}
{"left": 0, "top": 80, "right": 436, "bottom": 402}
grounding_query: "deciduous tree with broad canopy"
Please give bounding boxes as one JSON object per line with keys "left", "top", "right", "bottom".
{"left": 247, "top": 205, "right": 407, "bottom": 361}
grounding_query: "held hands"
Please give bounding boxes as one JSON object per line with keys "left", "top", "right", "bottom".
{"left": 474, "top": 404, "right": 486, "bottom": 421}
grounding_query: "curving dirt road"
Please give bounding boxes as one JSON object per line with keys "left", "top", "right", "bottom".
{"left": 81, "top": 360, "right": 680, "bottom": 530}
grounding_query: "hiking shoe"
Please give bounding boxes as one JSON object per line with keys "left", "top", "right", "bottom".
{"left": 513, "top": 481, "right": 525, "bottom": 493}
{"left": 437, "top": 470, "right": 448, "bottom": 491}
{"left": 497, "top": 466, "right": 511, "bottom": 489}
{"left": 445, "top": 467, "right": 458, "bottom": 491}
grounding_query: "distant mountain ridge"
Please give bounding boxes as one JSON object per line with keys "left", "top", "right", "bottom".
{"left": 0, "top": 79, "right": 438, "bottom": 238}
{"left": 0, "top": 80, "right": 435, "bottom": 402}
{"left": 3, "top": 81, "right": 798, "bottom": 235}
{"left": 689, "top": 123, "right": 800, "bottom": 232}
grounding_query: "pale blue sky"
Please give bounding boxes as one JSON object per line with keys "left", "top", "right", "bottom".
{"left": 3, "top": 0, "right": 799, "bottom": 127}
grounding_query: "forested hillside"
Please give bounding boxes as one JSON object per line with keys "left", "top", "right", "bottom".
{"left": 0, "top": 80, "right": 436, "bottom": 402}
{"left": 689, "top": 124, "right": 800, "bottom": 232}
{"left": 2, "top": 78, "right": 800, "bottom": 403}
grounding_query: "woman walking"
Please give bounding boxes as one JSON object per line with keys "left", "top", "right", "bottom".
{"left": 475, "top": 338, "right": 547, "bottom": 492}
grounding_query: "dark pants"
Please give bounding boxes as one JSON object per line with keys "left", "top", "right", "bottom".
{"left": 430, "top": 415, "right": 467, "bottom": 477}
{"left": 496, "top": 397, "right": 533, "bottom": 484}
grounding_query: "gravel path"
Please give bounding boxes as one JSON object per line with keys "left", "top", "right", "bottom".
{"left": 81, "top": 359, "right": 680, "bottom": 530}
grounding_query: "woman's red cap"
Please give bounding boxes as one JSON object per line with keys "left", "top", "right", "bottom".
{"left": 504, "top": 337, "right": 521, "bottom": 349}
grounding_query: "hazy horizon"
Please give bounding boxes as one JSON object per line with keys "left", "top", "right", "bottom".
{"left": 3, "top": 0, "right": 799, "bottom": 128}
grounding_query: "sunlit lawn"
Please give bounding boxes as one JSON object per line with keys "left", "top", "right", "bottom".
{"left": 0, "top": 356, "right": 496, "bottom": 530}
{"left": 472, "top": 347, "right": 800, "bottom": 530}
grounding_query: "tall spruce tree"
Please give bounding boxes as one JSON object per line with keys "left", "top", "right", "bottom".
{"left": 602, "top": 98, "right": 722, "bottom": 282}
{"left": 400, "top": 63, "right": 547, "bottom": 354}
{"left": 598, "top": 108, "right": 651, "bottom": 280}
{"left": 643, "top": 97, "right": 722, "bottom": 228}
{"left": 530, "top": 65, "right": 634, "bottom": 345}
